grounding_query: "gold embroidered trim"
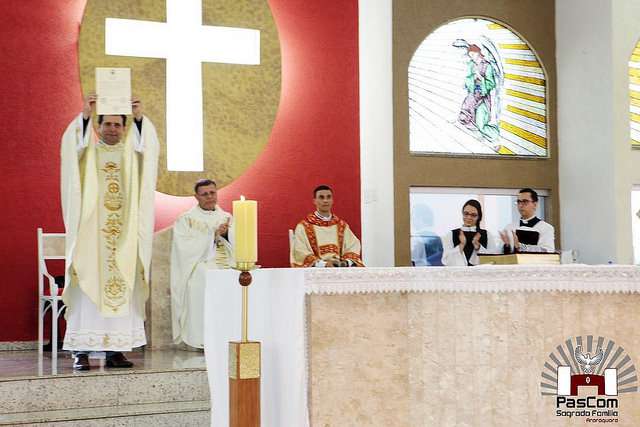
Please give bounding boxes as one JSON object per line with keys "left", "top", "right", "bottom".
{"left": 319, "top": 244, "right": 340, "bottom": 256}
{"left": 100, "top": 157, "right": 126, "bottom": 312}
{"left": 292, "top": 254, "right": 319, "bottom": 268}
{"left": 301, "top": 220, "right": 320, "bottom": 257}
{"left": 337, "top": 220, "right": 346, "bottom": 254}
{"left": 186, "top": 215, "right": 226, "bottom": 233}
{"left": 64, "top": 328, "right": 146, "bottom": 350}
{"left": 102, "top": 161, "right": 123, "bottom": 211}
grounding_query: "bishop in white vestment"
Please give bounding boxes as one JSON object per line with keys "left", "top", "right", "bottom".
{"left": 170, "top": 180, "right": 233, "bottom": 348}
{"left": 60, "top": 95, "right": 159, "bottom": 369}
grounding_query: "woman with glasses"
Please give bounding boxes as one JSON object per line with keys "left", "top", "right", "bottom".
{"left": 441, "top": 199, "right": 497, "bottom": 266}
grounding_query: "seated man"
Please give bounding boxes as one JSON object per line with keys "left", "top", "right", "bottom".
{"left": 500, "top": 188, "right": 555, "bottom": 253}
{"left": 292, "top": 185, "right": 364, "bottom": 267}
{"left": 170, "top": 179, "right": 233, "bottom": 349}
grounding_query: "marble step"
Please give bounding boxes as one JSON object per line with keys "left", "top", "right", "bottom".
{"left": 0, "top": 368, "right": 210, "bottom": 414}
{"left": 0, "top": 400, "right": 210, "bottom": 426}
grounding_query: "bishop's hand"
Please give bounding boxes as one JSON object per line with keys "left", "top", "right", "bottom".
{"left": 83, "top": 93, "right": 97, "bottom": 119}
{"left": 132, "top": 96, "right": 143, "bottom": 121}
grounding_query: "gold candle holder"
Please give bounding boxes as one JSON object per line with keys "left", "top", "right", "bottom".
{"left": 229, "top": 262, "right": 261, "bottom": 426}
{"left": 236, "top": 261, "right": 256, "bottom": 272}
{"left": 233, "top": 262, "right": 257, "bottom": 342}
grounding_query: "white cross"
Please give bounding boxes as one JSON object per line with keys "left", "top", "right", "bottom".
{"left": 105, "top": 0, "right": 260, "bottom": 171}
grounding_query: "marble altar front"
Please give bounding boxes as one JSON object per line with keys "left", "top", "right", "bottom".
{"left": 205, "top": 265, "right": 640, "bottom": 426}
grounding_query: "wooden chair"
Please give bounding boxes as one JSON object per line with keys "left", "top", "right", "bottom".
{"left": 37, "top": 228, "right": 66, "bottom": 374}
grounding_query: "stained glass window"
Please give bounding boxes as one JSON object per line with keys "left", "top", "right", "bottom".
{"left": 409, "top": 18, "right": 548, "bottom": 157}
{"left": 629, "top": 42, "right": 640, "bottom": 148}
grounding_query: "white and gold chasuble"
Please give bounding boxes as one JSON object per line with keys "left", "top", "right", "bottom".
{"left": 292, "top": 213, "right": 364, "bottom": 267}
{"left": 171, "top": 205, "right": 234, "bottom": 348}
{"left": 60, "top": 113, "right": 158, "bottom": 351}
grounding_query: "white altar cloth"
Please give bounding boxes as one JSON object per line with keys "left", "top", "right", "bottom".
{"left": 204, "top": 265, "right": 640, "bottom": 426}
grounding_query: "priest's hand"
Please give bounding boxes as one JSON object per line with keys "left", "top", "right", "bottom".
{"left": 325, "top": 258, "right": 340, "bottom": 267}
{"left": 499, "top": 230, "right": 510, "bottom": 246}
{"left": 215, "top": 220, "right": 229, "bottom": 238}
{"left": 132, "top": 96, "right": 143, "bottom": 120}
{"left": 83, "top": 93, "right": 97, "bottom": 119}
{"left": 458, "top": 230, "right": 467, "bottom": 252}
{"left": 472, "top": 232, "right": 481, "bottom": 251}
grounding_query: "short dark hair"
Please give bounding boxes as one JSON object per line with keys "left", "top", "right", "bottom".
{"left": 519, "top": 188, "right": 538, "bottom": 202}
{"left": 462, "top": 199, "right": 483, "bottom": 227}
{"left": 313, "top": 185, "right": 333, "bottom": 198}
{"left": 98, "top": 114, "right": 127, "bottom": 127}
{"left": 194, "top": 179, "right": 216, "bottom": 194}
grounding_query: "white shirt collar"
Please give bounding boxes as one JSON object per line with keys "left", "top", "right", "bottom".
{"left": 520, "top": 215, "right": 536, "bottom": 224}
{"left": 314, "top": 211, "right": 332, "bottom": 221}
{"left": 197, "top": 205, "right": 217, "bottom": 214}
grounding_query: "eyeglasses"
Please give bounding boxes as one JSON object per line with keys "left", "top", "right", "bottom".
{"left": 516, "top": 199, "right": 533, "bottom": 205}
{"left": 462, "top": 211, "right": 479, "bottom": 218}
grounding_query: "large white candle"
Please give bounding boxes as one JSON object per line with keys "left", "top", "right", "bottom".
{"left": 233, "top": 195, "right": 258, "bottom": 264}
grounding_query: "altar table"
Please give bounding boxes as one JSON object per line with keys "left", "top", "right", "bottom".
{"left": 204, "top": 265, "right": 640, "bottom": 426}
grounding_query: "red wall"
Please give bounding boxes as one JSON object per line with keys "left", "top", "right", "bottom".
{"left": 0, "top": 0, "right": 360, "bottom": 341}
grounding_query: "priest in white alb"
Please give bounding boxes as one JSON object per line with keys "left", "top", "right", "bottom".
{"left": 170, "top": 179, "right": 233, "bottom": 349}
{"left": 291, "top": 185, "right": 364, "bottom": 267}
{"left": 60, "top": 94, "right": 159, "bottom": 370}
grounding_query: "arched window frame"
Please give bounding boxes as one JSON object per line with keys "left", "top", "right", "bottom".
{"left": 408, "top": 16, "right": 550, "bottom": 158}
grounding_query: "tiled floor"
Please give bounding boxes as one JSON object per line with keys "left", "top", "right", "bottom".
{"left": 0, "top": 348, "right": 206, "bottom": 379}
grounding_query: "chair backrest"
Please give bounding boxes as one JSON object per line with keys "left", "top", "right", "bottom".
{"left": 37, "top": 228, "right": 66, "bottom": 296}
{"left": 288, "top": 229, "right": 295, "bottom": 266}
{"left": 38, "top": 228, "right": 65, "bottom": 260}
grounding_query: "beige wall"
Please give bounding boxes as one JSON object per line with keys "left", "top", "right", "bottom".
{"left": 557, "top": 0, "right": 640, "bottom": 263}
{"left": 393, "top": 1, "right": 558, "bottom": 265}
